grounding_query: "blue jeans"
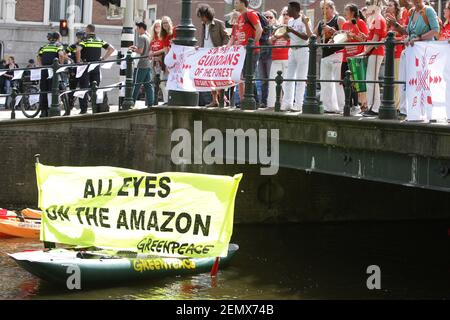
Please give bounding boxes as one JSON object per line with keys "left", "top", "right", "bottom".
{"left": 133, "top": 68, "right": 154, "bottom": 106}
{"left": 258, "top": 48, "right": 272, "bottom": 106}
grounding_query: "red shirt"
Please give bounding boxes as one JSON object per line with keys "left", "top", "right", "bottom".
{"left": 440, "top": 23, "right": 450, "bottom": 40}
{"left": 233, "top": 10, "right": 261, "bottom": 49}
{"left": 401, "top": 8, "right": 410, "bottom": 26}
{"left": 367, "top": 16, "right": 387, "bottom": 56}
{"left": 341, "top": 19, "right": 369, "bottom": 62}
{"left": 150, "top": 37, "right": 165, "bottom": 53}
{"left": 271, "top": 37, "right": 290, "bottom": 61}
{"left": 162, "top": 29, "right": 177, "bottom": 48}
{"left": 389, "top": 16, "right": 406, "bottom": 59}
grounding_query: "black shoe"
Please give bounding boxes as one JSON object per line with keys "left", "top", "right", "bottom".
{"left": 362, "top": 110, "right": 379, "bottom": 117}
{"left": 79, "top": 110, "right": 87, "bottom": 115}
{"left": 40, "top": 111, "right": 48, "bottom": 118}
{"left": 397, "top": 111, "right": 407, "bottom": 119}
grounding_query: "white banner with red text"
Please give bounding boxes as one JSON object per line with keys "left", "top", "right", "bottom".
{"left": 164, "top": 44, "right": 246, "bottom": 92}
{"left": 404, "top": 41, "right": 450, "bottom": 121}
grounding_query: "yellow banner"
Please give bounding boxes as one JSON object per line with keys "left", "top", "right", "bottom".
{"left": 36, "top": 164, "right": 242, "bottom": 258}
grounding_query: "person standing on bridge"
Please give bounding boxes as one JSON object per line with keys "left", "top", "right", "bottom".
{"left": 65, "top": 30, "right": 85, "bottom": 114}
{"left": 37, "top": 33, "right": 65, "bottom": 117}
{"left": 267, "top": 7, "right": 290, "bottom": 109}
{"left": 227, "top": 0, "right": 263, "bottom": 105}
{"left": 159, "top": 16, "right": 176, "bottom": 104}
{"left": 76, "top": 24, "right": 115, "bottom": 114}
{"left": 385, "top": 0, "right": 440, "bottom": 117}
{"left": 359, "top": 0, "right": 387, "bottom": 117}
{"left": 130, "top": 22, "right": 154, "bottom": 108}
{"left": 316, "top": 0, "right": 346, "bottom": 114}
{"left": 196, "top": 3, "right": 230, "bottom": 108}
{"left": 282, "top": 1, "right": 313, "bottom": 112}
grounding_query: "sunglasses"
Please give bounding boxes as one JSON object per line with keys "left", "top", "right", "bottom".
{"left": 265, "top": 16, "right": 274, "bottom": 19}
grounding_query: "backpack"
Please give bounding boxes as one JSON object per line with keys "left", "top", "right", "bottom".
{"left": 243, "top": 11, "right": 270, "bottom": 44}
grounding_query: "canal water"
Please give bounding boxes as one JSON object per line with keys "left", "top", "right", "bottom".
{"left": 0, "top": 222, "right": 449, "bottom": 300}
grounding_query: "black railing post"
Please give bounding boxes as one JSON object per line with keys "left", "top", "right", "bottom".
{"left": 303, "top": 35, "right": 319, "bottom": 114}
{"left": 154, "top": 73, "right": 161, "bottom": 106}
{"left": 122, "top": 50, "right": 134, "bottom": 111}
{"left": 10, "top": 88, "right": 17, "bottom": 120}
{"left": 343, "top": 70, "right": 352, "bottom": 117}
{"left": 379, "top": 31, "right": 397, "bottom": 120}
{"left": 219, "top": 90, "right": 225, "bottom": 108}
{"left": 48, "top": 58, "right": 61, "bottom": 117}
{"left": 91, "top": 81, "right": 98, "bottom": 114}
{"left": 241, "top": 38, "right": 256, "bottom": 110}
{"left": 275, "top": 70, "right": 283, "bottom": 112}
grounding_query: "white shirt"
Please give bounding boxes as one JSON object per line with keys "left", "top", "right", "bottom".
{"left": 288, "top": 17, "right": 309, "bottom": 46}
{"left": 204, "top": 23, "right": 214, "bottom": 49}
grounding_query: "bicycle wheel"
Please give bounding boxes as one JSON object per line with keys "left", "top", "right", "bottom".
{"left": 21, "top": 86, "right": 41, "bottom": 118}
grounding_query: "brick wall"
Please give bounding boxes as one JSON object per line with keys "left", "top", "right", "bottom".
{"left": 15, "top": 0, "right": 44, "bottom": 22}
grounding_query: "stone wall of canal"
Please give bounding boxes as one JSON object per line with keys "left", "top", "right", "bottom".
{"left": 0, "top": 107, "right": 449, "bottom": 222}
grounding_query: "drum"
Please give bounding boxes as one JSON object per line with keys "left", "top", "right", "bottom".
{"left": 332, "top": 30, "right": 348, "bottom": 44}
{"left": 273, "top": 26, "right": 288, "bottom": 38}
{"left": 347, "top": 56, "right": 368, "bottom": 92}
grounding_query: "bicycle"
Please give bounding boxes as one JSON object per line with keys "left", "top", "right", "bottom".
{"left": 20, "top": 72, "right": 71, "bottom": 118}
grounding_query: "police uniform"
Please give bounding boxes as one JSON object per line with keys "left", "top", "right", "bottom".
{"left": 38, "top": 41, "right": 63, "bottom": 115}
{"left": 65, "top": 43, "right": 79, "bottom": 109}
{"left": 78, "top": 34, "right": 110, "bottom": 113}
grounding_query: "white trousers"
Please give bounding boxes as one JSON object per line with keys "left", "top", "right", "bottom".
{"left": 366, "top": 55, "right": 384, "bottom": 113}
{"left": 267, "top": 59, "right": 289, "bottom": 108}
{"left": 398, "top": 51, "right": 407, "bottom": 114}
{"left": 320, "top": 51, "right": 345, "bottom": 112}
{"left": 282, "top": 48, "right": 309, "bottom": 111}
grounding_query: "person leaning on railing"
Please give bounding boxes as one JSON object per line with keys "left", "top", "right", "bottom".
{"left": 440, "top": 1, "right": 450, "bottom": 40}
{"left": 385, "top": 0, "right": 440, "bottom": 116}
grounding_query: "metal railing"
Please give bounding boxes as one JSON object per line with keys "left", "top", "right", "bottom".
{"left": 241, "top": 31, "right": 405, "bottom": 120}
{"left": 0, "top": 51, "right": 166, "bottom": 120}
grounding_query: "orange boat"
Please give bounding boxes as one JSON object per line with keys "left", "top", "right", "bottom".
{"left": 20, "top": 208, "right": 42, "bottom": 219}
{"left": 0, "top": 218, "right": 40, "bottom": 239}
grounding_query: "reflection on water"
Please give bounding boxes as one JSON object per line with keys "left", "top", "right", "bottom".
{"left": 0, "top": 222, "right": 449, "bottom": 300}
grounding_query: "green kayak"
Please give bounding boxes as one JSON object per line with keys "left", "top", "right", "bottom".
{"left": 9, "top": 244, "right": 239, "bottom": 287}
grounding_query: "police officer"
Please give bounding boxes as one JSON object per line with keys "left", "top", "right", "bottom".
{"left": 76, "top": 24, "right": 115, "bottom": 114}
{"left": 65, "top": 30, "right": 85, "bottom": 113}
{"left": 37, "top": 32, "right": 65, "bottom": 117}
